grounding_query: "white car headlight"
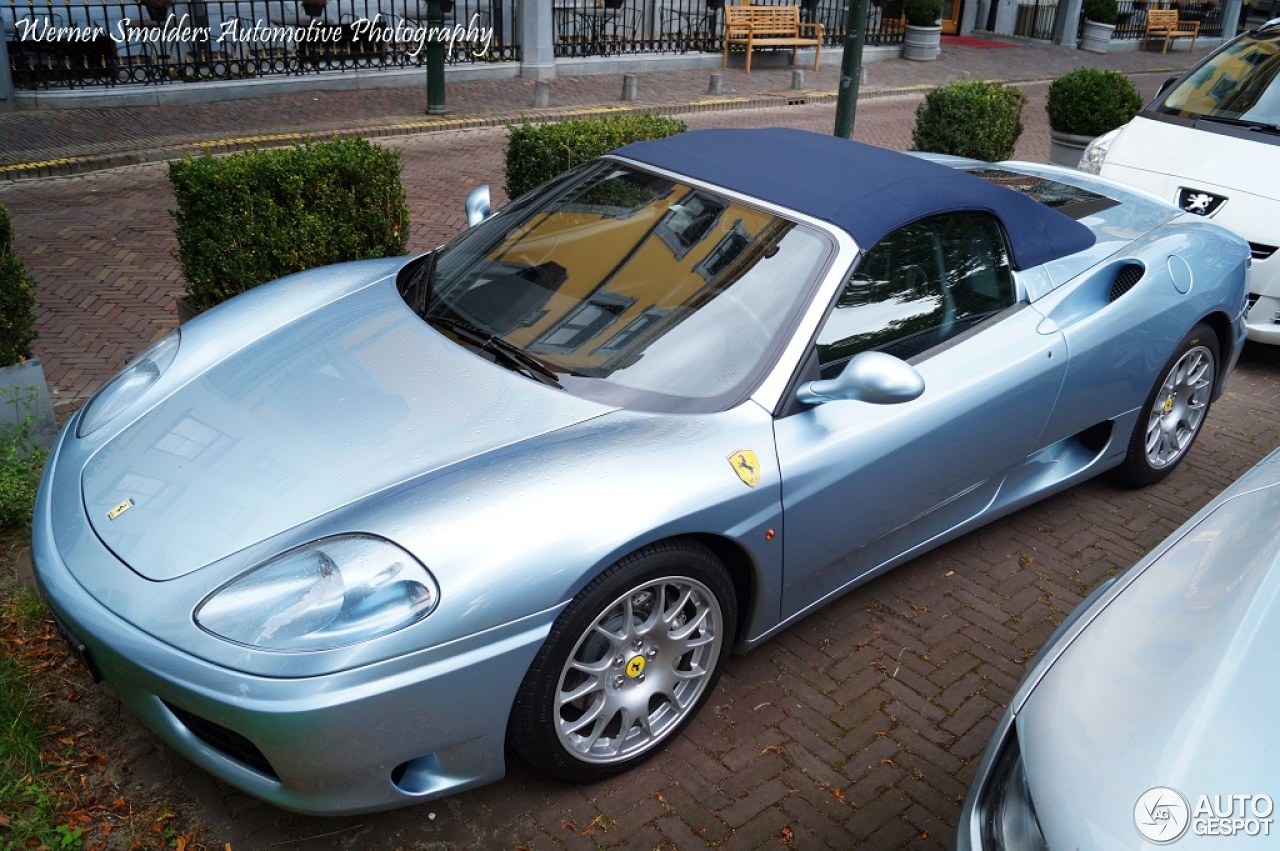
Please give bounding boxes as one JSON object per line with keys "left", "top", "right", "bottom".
{"left": 1078, "top": 127, "right": 1121, "bottom": 176}
{"left": 77, "top": 332, "right": 181, "bottom": 437}
{"left": 195, "top": 535, "right": 439, "bottom": 651}
{"left": 976, "top": 727, "right": 1049, "bottom": 850}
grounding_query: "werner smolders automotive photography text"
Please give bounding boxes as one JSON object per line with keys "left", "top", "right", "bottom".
{"left": 13, "top": 12, "right": 494, "bottom": 59}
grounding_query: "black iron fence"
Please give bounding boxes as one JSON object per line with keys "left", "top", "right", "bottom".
{"left": 6, "top": 0, "right": 920, "bottom": 91}
{"left": 5, "top": 0, "right": 516, "bottom": 90}
{"left": 1012, "top": 0, "right": 1057, "bottom": 38}
{"left": 1113, "top": 0, "right": 1225, "bottom": 39}
{"left": 551, "top": 0, "right": 904, "bottom": 59}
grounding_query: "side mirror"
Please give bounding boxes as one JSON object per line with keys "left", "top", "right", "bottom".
{"left": 797, "top": 351, "right": 925, "bottom": 406}
{"left": 464, "top": 185, "right": 492, "bottom": 227}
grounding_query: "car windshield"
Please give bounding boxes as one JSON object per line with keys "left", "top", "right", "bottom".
{"left": 401, "top": 160, "right": 834, "bottom": 413}
{"left": 1153, "top": 28, "right": 1280, "bottom": 128}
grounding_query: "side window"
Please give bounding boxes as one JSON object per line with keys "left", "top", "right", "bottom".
{"left": 816, "top": 212, "right": 1015, "bottom": 378}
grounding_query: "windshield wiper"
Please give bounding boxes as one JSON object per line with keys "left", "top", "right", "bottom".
{"left": 1194, "top": 114, "right": 1280, "bottom": 134}
{"left": 426, "top": 315, "right": 564, "bottom": 388}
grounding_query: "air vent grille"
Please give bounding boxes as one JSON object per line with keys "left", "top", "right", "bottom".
{"left": 164, "top": 701, "right": 279, "bottom": 779}
{"left": 1250, "top": 242, "right": 1277, "bottom": 261}
{"left": 1109, "top": 263, "right": 1144, "bottom": 302}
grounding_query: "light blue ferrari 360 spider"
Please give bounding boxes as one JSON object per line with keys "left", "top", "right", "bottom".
{"left": 33, "top": 129, "right": 1250, "bottom": 814}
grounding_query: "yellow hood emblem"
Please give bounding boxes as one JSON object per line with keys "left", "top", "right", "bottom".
{"left": 728, "top": 450, "right": 761, "bottom": 488}
{"left": 107, "top": 498, "right": 134, "bottom": 521}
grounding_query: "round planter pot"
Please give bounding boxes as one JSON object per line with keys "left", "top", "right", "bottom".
{"left": 1049, "top": 129, "right": 1095, "bottom": 168}
{"left": 903, "top": 24, "right": 942, "bottom": 61}
{"left": 1079, "top": 19, "right": 1114, "bottom": 54}
{"left": 0, "top": 358, "right": 56, "bottom": 453}
{"left": 175, "top": 294, "right": 203, "bottom": 325}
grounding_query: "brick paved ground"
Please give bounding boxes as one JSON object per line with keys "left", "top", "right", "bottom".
{"left": 2, "top": 40, "right": 1198, "bottom": 177}
{"left": 4, "top": 53, "right": 1280, "bottom": 851}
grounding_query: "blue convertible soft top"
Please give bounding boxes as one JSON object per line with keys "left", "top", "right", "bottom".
{"left": 614, "top": 128, "right": 1096, "bottom": 270}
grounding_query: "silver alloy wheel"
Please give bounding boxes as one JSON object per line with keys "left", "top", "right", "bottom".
{"left": 1144, "top": 343, "right": 1215, "bottom": 469}
{"left": 554, "top": 575, "right": 723, "bottom": 764}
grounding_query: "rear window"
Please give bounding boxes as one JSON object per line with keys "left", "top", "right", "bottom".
{"left": 966, "top": 168, "right": 1119, "bottom": 220}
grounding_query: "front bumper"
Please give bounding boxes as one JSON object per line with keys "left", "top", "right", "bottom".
{"left": 1246, "top": 293, "right": 1280, "bottom": 345}
{"left": 31, "top": 440, "right": 554, "bottom": 816}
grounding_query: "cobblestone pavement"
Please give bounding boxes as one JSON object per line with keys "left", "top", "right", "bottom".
{"left": 5, "top": 51, "right": 1280, "bottom": 851}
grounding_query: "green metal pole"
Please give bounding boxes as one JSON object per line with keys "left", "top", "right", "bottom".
{"left": 426, "top": 0, "right": 446, "bottom": 115}
{"left": 833, "top": 0, "right": 870, "bottom": 138}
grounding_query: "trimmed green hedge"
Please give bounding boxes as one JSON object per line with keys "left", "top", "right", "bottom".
{"left": 0, "top": 205, "right": 38, "bottom": 368}
{"left": 170, "top": 138, "right": 410, "bottom": 311}
{"left": 1047, "top": 68, "right": 1141, "bottom": 137}
{"left": 0, "top": 206, "right": 36, "bottom": 368}
{"left": 904, "top": 0, "right": 945, "bottom": 26}
{"left": 1083, "top": 0, "right": 1118, "bottom": 24}
{"left": 504, "top": 114, "right": 687, "bottom": 200}
{"left": 911, "top": 79, "right": 1027, "bottom": 162}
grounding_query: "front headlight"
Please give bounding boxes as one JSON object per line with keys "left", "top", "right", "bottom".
{"left": 977, "top": 725, "right": 1049, "bottom": 851}
{"left": 194, "top": 535, "right": 439, "bottom": 651}
{"left": 77, "top": 332, "right": 180, "bottom": 437}
{"left": 1077, "top": 127, "right": 1121, "bottom": 176}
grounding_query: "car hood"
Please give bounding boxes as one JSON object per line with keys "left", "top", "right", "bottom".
{"left": 1016, "top": 470, "right": 1280, "bottom": 848}
{"left": 81, "top": 278, "right": 612, "bottom": 581}
{"left": 1104, "top": 114, "right": 1280, "bottom": 202}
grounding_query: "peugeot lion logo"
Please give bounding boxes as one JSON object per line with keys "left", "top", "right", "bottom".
{"left": 1177, "top": 188, "right": 1227, "bottom": 217}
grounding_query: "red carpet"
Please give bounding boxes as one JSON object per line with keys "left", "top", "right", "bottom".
{"left": 941, "top": 35, "right": 1019, "bottom": 48}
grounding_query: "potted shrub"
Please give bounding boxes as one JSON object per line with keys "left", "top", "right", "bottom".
{"left": 1080, "top": 0, "right": 1118, "bottom": 53}
{"left": 399, "top": 0, "right": 455, "bottom": 20}
{"left": 170, "top": 139, "right": 410, "bottom": 315}
{"left": 139, "top": 0, "right": 175, "bottom": 23}
{"left": 903, "top": 0, "right": 944, "bottom": 61}
{"left": 0, "top": 204, "right": 55, "bottom": 454}
{"left": 911, "top": 79, "right": 1027, "bottom": 161}
{"left": 1046, "top": 67, "right": 1142, "bottom": 167}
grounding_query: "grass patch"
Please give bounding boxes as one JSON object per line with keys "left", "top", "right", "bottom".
{"left": 0, "top": 585, "right": 85, "bottom": 850}
{"left": 0, "top": 561, "right": 202, "bottom": 850}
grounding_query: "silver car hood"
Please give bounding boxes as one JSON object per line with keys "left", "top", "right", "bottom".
{"left": 1017, "top": 466, "right": 1280, "bottom": 848}
{"left": 81, "top": 278, "right": 612, "bottom": 581}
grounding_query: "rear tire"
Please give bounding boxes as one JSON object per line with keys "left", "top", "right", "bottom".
{"left": 1113, "top": 323, "right": 1218, "bottom": 487}
{"left": 508, "top": 541, "right": 735, "bottom": 783}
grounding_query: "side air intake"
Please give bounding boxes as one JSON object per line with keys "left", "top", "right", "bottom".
{"left": 1109, "top": 263, "right": 1144, "bottom": 302}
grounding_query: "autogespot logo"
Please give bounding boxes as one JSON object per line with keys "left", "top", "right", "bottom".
{"left": 1135, "top": 787, "right": 1191, "bottom": 844}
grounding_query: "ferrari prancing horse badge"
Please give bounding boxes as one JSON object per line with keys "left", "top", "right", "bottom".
{"left": 728, "top": 450, "right": 761, "bottom": 488}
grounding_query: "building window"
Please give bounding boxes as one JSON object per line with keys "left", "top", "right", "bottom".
{"left": 656, "top": 191, "right": 727, "bottom": 260}
{"left": 533, "top": 292, "right": 635, "bottom": 353}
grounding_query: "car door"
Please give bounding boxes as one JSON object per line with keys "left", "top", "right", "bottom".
{"left": 773, "top": 212, "right": 1068, "bottom": 618}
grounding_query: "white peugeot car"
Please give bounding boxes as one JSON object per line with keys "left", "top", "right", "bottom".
{"left": 1082, "top": 19, "right": 1280, "bottom": 344}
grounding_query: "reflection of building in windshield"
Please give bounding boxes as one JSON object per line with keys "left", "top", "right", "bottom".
{"left": 1165, "top": 34, "right": 1280, "bottom": 122}
{"left": 459, "top": 168, "right": 794, "bottom": 378}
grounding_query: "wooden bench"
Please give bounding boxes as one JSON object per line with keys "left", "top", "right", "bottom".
{"left": 723, "top": 5, "right": 824, "bottom": 74}
{"left": 1142, "top": 8, "right": 1199, "bottom": 54}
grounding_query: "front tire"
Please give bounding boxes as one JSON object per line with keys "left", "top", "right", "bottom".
{"left": 508, "top": 541, "right": 736, "bottom": 783}
{"left": 1114, "top": 322, "right": 1218, "bottom": 487}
